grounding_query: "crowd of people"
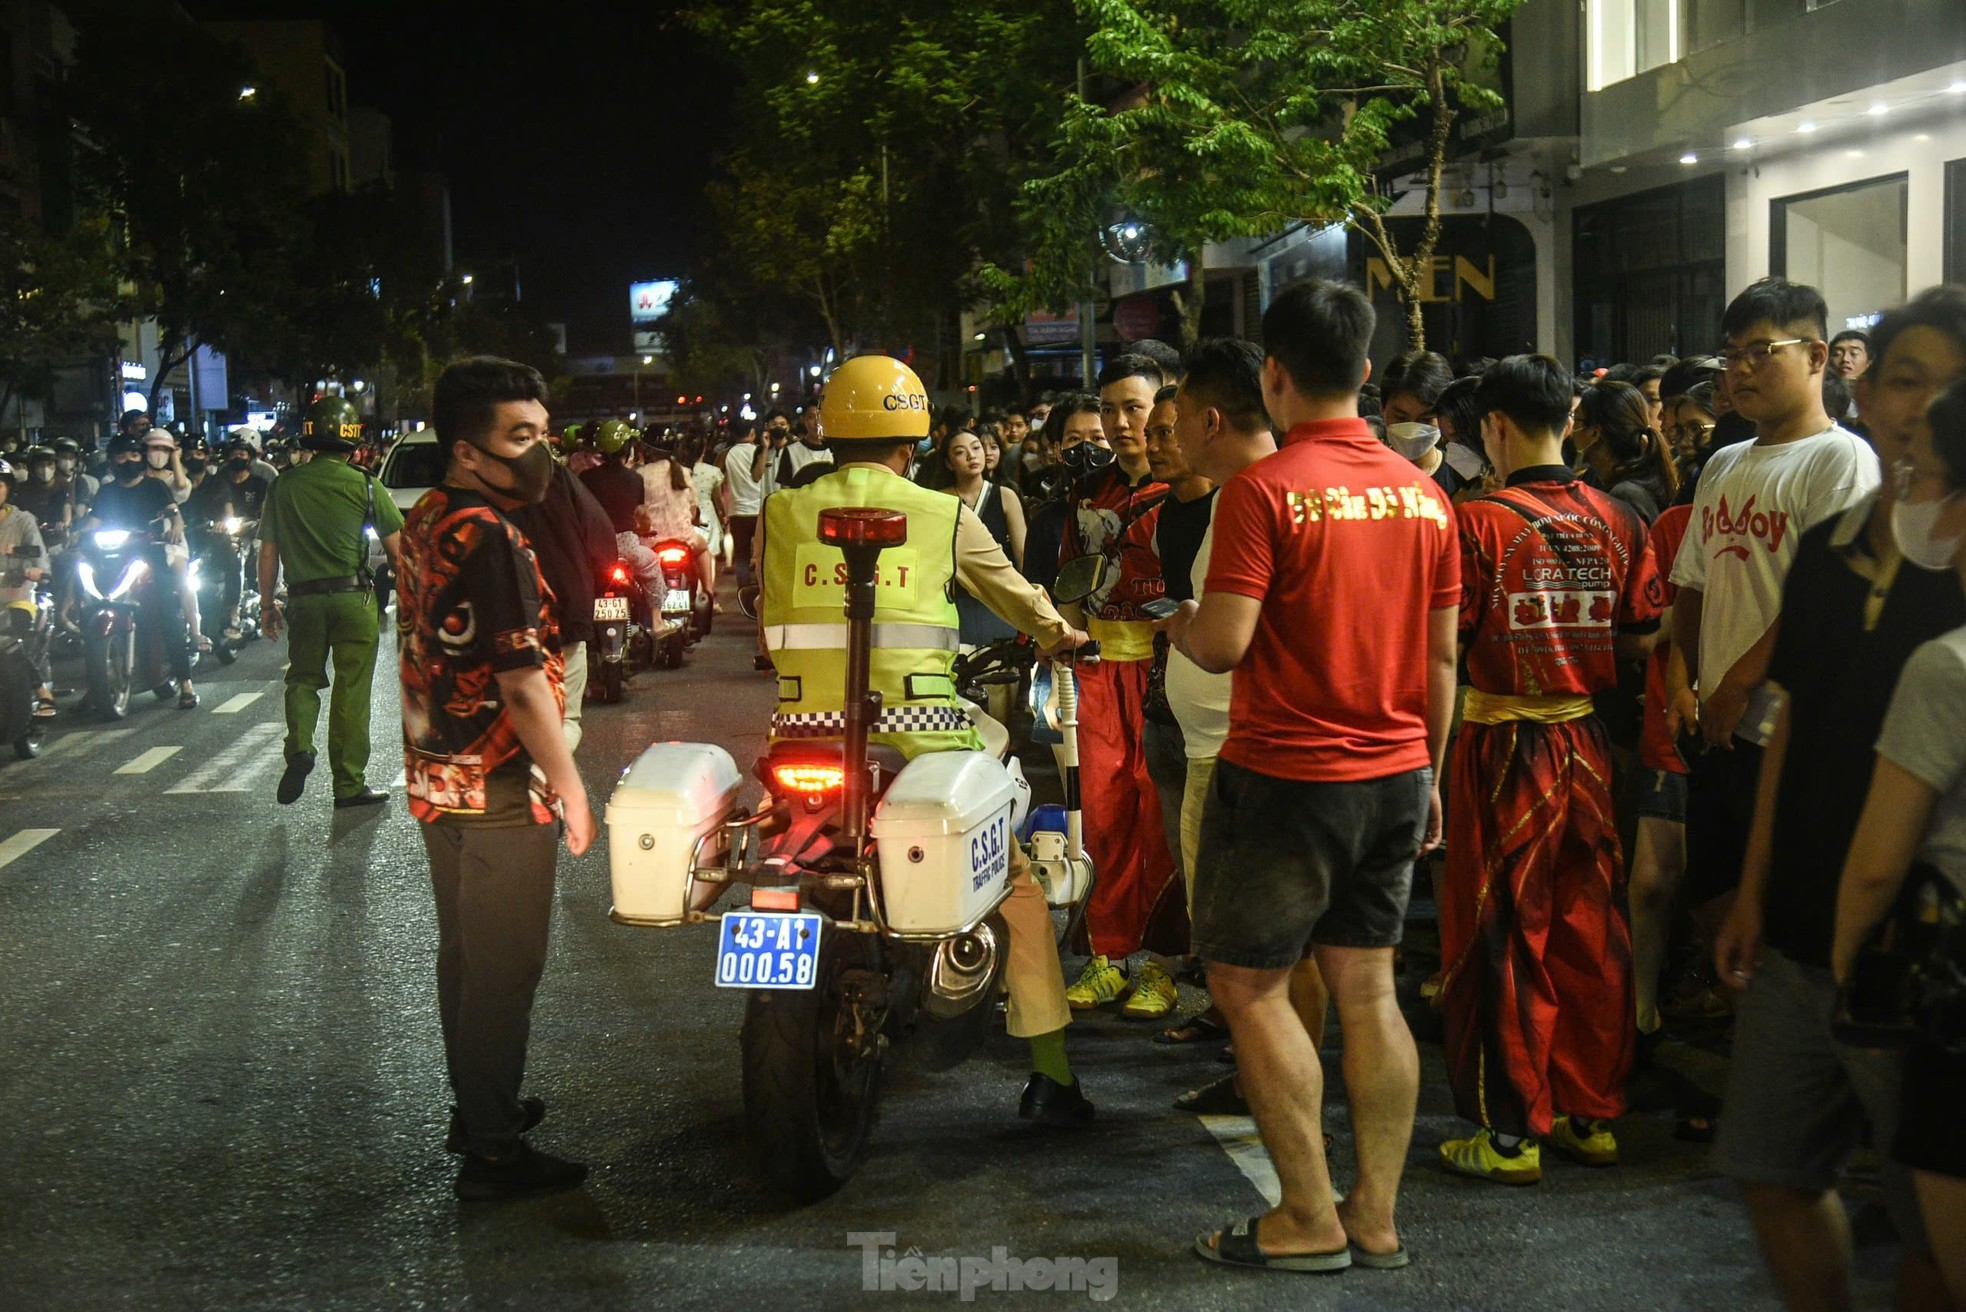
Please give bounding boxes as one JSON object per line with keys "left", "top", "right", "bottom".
{"left": 762, "top": 275, "right": 1960, "bottom": 1298}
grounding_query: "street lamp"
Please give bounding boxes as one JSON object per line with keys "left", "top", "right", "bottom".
{"left": 460, "top": 273, "right": 474, "bottom": 286}
{"left": 238, "top": 85, "right": 256, "bottom": 102}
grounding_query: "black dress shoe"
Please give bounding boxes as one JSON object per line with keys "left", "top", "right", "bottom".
{"left": 1018, "top": 1072, "right": 1095, "bottom": 1127}
{"left": 333, "top": 788, "right": 389, "bottom": 809}
{"left": 446, "top": 1097, "right": 546, "bottom": 1154}
{"left": 277, "top": 752, "right": 315, "bottom": 805}
{"left": 455, "top": 1143, "right": 588, "bottom": 1201}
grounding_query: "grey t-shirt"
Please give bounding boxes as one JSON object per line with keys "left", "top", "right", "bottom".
{"left": 1876, "top": 624, "right": 1966, "bottom": 894}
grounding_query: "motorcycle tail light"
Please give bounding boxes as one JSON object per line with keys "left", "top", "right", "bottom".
{"left": 609, "top": 563, "right": 631, "bottom": 586}
{"left": 656, "top": 546, "right": 689, "bottom": 567}
{"left": 750, "top": 887, "right": 801, "bottom": 912}
{"left": 771, "top": 762, "right": 844, "bottom": 796}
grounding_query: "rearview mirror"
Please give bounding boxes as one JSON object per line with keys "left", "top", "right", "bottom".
{"left": 1053, "top": 554, "right": 1107, "bottom": 606}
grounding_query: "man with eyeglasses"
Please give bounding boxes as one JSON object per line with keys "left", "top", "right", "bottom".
{"left": 1668, "top": 278, "right": 1880, "bottom": 949}
{"left": 1701, "top": 286, "right": 1966, "bottom": 1312}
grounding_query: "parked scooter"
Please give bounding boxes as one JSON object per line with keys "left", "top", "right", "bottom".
{"left": 0, "top": 547, "right": 54, "bottom": 759}
{"left": 74, "top": 524, "right": 184, "bottom": 720}
{"left": 605, "top": 509, "right": 1103, "bottom": 1201}
{"left": 643, "top": 536, "right": 712, "bottom": 669}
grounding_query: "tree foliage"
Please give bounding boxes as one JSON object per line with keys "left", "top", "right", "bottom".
{"left": 0, "top": 213, "right": 131, "bottom": 420}
{"left": 996, "top": 0, "right": 1519, "bottom": 350}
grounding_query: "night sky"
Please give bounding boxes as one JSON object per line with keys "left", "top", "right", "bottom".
{"left": 187, "top": 0, "right": 731, "bottom": 354}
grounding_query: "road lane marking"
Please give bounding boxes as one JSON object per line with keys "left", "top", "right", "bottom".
{"left": 208, "top": 734, "right": 288, "bottom": 792}
{"left": 211, "top": 693, "right": 263, "bottom": 714}
{"left": 37, "top": 722, "right": 148, "bottom": 763}
{"left": 115, "top": 746, "right": 182, "bottom": 775}
{"left": 1200, "top": 1115, "right": 1282, "bottom": 1209}
{"left": 0, "top": 828, "right": 58, "bottom": 870}
{"left": 164, "top": 723, "right": 283, "bottom": 793}
{"left": 390, "top": 768, "right": 406, "bottom": 787}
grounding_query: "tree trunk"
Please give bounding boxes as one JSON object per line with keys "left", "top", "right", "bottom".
{"left": 1172, "top": 244, "right": 1208, "bottom": 351}
{"left": 1400, "top": 51, "right": 1456, "bottom": 355}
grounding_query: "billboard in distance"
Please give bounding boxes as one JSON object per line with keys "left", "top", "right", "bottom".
{"left": 630, "top": 280, "right": 678, "bottom": 324}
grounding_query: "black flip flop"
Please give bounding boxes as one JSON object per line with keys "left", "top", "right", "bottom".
{"left": 1194, "top": 1216, "right": 1351, "bottom": 1273}
{"left": 1174, "top": 1073, "right": 1249, "bottom": 1116}
{"left": 1156, "top": 1009, "right": 1230, "bottom": 1045}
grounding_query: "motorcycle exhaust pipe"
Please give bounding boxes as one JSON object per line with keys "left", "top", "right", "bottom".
{"left": 922, "top": 920, "right": 1002, "bottom": 1021}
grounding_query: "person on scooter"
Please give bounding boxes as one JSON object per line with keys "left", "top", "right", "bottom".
{"left": 756, "top": 353, "right": 1098, "bottom": 1126}
{"left": 15, "top": 446, "right": 72, "bottom": 546}
{"left": 189, "top": 438, "right": 270, "bottom": 640}
{"left": 636, "top": 435, "right": 717, "bottom": 606}
{"left": 84, "top": 434, "right": 198, "bottom": 708}
{"left": 579, "top": 418, "right": 664, "bottom": 613}
{"left": 0, "top": 459, "right": 56, "bottom": 717}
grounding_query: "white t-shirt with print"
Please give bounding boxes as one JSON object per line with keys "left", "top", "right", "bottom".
{"left": 1164, "top": 515, "right": 1233, "bottom": 759}
{"left": 1670, "top": 425, "right": 1880, "bottom": 744}
{"left": 725, "top": 442, "right": 768, "bottom": 516}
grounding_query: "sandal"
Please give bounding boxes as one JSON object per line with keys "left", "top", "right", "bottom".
{"left": 33, "top": 694, "right": 56, "bottom": 718}
{"left": 1175, "top": 1073, "right": 1249, "bottom": 1116}
{"left": 1194, "top": 1216, "right": 1351, "bottom": 1273}
{"left": 178, "top": 686, "right": 199, "bottom": 710}
{"left": 1156, "top": 1008, "right": 1230, "bottom": 1045}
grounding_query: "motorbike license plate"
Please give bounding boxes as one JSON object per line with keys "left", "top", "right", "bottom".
{"left": 663, "top": 588, "right": 693, "bottom": 614}
{"left": 593, "top": 595, "right": 630, "bottom": 622}
{"left": 715, "top": 911, "right": 824, "bottom": 990}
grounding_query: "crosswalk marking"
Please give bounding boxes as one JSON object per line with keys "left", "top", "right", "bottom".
{"left": 0, "top": 827, "right": 58, "bottom": 871}
{"left": 37, "top": 722, "right": 148, "bottom": 763}
{"left": 390, "top": 768, "right": 406, "bottom": 788}
{"left": 1200, "top": 1115, "right": 1282, "bottom": 1209}
{"left": 115, "top": 746, "right": 182, "bottom": 775}
{"left": 211, "top": 692, "right": 263, "bottom": 714}
{"left": 207, "top": 734, "right": 288, "bottom": 793}
{"left": 163, "top": 723, "right": 283, "bottom": 794}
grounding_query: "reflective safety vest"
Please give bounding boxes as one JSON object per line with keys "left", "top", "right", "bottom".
{"left": 761, "top": 463, "right": 983, "bottom": 758}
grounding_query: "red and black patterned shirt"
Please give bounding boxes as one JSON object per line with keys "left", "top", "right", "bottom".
{"left": 397, "top": 485, "right": 564, "bottom": 825}
{"left": 1057, "top": 463, "right": 1169, "bottom": 622}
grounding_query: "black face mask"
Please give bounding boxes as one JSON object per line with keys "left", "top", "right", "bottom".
{"left": 227, "top": 456, "right": 251, "bottom": 471}
{"left": 470, "top": 440, "right": 553, "bottom": 505}
{"left": 113, "top": 458, "right": 144, "bottom": 482}
{"left": 1061, "top": 442, "right": 1114, "bottom": 474}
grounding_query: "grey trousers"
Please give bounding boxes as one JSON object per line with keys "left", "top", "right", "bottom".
{"left": 421, "top": 817, "right": 559, "bottom": 1157}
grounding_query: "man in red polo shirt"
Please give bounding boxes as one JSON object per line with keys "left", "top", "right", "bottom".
{"left": 1168, "top": 279, "right": 1459, "bottom": 1273}
{"left": 1437, "top": 355, "right": 1664, "bottom": 1185}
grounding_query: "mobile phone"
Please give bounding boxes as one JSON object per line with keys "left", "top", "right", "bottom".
{"left": 1140, "top": 597, "right": 1182, "bottom": 620}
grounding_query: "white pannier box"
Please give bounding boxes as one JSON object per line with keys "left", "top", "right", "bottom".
{"left": 871, "top": 751, "right": 1017, "bottom": 935}
{"left": 607, "top": 742, "right": 744, "bottom": 925}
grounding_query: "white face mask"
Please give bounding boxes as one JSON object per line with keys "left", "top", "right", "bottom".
{"left": 1892, "top": 495, "right": 1964, "bottom": 572}
{"left": 146, "top": 449, "right": 171, "bottom": 470}
{"left": 1385, "top": 421, "right": 1440, "bottom": 461}
{"left": 1443, "top": 442, "right": 1487, "bottom": 480}
{"left": 55, "top": 457, "right": 73, "bottom": 473}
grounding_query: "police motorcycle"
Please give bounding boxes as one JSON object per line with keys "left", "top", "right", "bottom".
{"left": 0, "top": 546, "right": 55, "bottom": 759}
{"left": 75, "top": 513, "right": 186, "bottom": 720}
{"left": 605, "top": 510, "right": 1104, "bottom": 1201}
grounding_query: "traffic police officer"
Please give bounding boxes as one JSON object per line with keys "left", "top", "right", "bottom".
{"left": 757, "top": 355, "right": 1097, "bottom": 1124}
{"left": 259, "top": 395, "right": 405, "bottom": 808}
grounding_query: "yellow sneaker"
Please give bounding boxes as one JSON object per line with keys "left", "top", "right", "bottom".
{"left": 1066, "top": 955, "right": 1127, "bottom": 1010}
{"left": 1549, "top": 1115, "right": 1619, "bottom": 1166}
{"left": 1440, "top": 1129, "right": 1542, "bottom": 1185}
{"left": 1121, "top": 960, "right": 1178, "bottom": 1020}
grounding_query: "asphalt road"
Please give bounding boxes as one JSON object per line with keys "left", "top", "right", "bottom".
{"left": 0, "top": 600, "right": 1910, "bottom": 1311}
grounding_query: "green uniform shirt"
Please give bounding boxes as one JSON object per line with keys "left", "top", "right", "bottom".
{"left": 260, "top": 454, "right": 404, "bottom": 584}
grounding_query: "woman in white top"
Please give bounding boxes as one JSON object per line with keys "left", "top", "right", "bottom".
{"left": 636, "top": 439, "right": 717, "bottom": 602}
{"left": 686, "top": 433, "right": 729, "bottom": 565}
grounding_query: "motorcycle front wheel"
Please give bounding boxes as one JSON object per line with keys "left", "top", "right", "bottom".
{"left": 740, "top": 929, "right": 882, "bottom": 1202}
{"left": 87, "top": 627, "right": 132, "bottom": 721}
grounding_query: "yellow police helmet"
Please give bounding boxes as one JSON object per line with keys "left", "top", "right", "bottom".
{"left": 817, "top": 355, "right": 930, "bottom": 442}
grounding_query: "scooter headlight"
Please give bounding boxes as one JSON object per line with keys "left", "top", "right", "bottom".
{"left": 221, "top": 516, "right": 243, "bottom": 536}
{"left": 91, "top": 529, "right": 130, "bottom": 551}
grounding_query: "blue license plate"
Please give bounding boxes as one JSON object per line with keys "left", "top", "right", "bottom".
{"left": 715, "top": 911, "right": 824, "bottom": 990}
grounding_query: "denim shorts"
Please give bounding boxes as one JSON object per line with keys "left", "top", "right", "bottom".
{"left": 1636, "top": 767, "right": 1688, "bottom": 824}
{"left": 1189, "top": 759, "right": 1430, "bottom": 970}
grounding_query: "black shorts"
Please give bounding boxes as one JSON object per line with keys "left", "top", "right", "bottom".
{"left": 1895, "top": 1042, "right": 1966, "bottom": 1179}
{"left": 1189, "top": 759, "right": 1429, "bottom": 969}
{"left": 1684, "top": 740, "right": 1761, "bottom": 904}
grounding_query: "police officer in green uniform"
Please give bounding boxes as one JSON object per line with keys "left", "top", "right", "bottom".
{"left": 259, "top": 395, "right": 406, "bottom": 808}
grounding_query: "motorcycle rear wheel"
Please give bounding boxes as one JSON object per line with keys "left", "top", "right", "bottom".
{"left": 740, "top": 930, "right": 882, "bottom": 1202}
